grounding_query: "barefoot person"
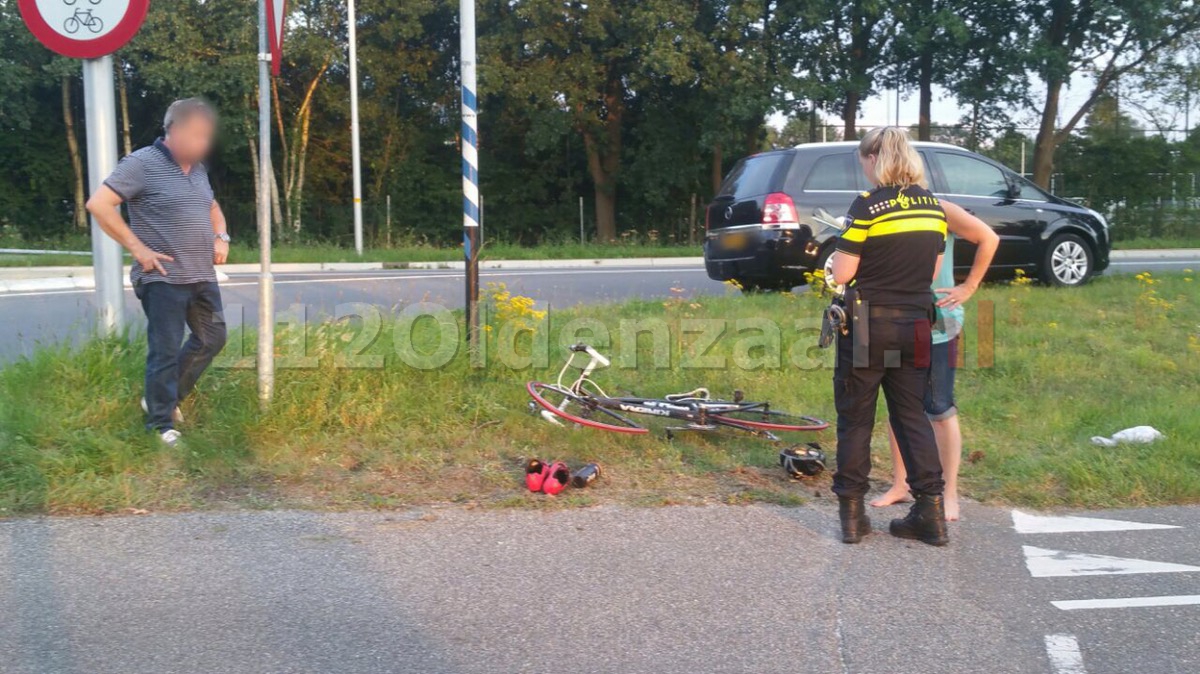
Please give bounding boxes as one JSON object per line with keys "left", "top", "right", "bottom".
{"left": 829, "top": 127, "right": 949, "bottom": 546}
{"left": 870, "top": 202, "right": 999, "bottom": 520}
{"left": 86, "top": 98, "right": 229, "bottom": 447}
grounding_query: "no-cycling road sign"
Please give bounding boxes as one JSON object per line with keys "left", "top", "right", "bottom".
{"left": 17, "top": 0, "right": 150, "bottom": 59}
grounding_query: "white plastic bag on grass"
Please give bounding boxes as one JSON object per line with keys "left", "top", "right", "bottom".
{"left": 1090, "top": 426, "right": 1166, "bottom": 447}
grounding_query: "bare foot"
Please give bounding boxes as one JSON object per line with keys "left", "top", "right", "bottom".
{"left": 944, "top": 495, "right": 960, "bottom": 521}
{"left": 869, "top": 487, "right": 913, "bottom": 507}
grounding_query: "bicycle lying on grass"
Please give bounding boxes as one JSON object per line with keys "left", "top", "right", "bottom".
{"left": 526, "top": 344, "right": 829, "bottom": 443}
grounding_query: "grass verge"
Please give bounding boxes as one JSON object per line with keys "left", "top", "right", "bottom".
{"left": 1112, "top": 236, "right": 1200, "bottom": 250}
{"left": 1, "top": 273, "right": 1197, "bottom": 515}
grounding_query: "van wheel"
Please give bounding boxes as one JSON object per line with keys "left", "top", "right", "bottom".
{"left": 815, "top": 246, "right": 834, "bottom": 273}
{"left": 1041, "top": 233, "right": 1093, "bottom": 286}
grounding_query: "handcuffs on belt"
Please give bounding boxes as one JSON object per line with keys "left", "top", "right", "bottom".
{"left": 818, "top": 250, "right": 850, "bottom": 349}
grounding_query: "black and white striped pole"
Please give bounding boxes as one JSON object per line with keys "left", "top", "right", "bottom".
{"left": 460, "top": 0, "right": 481, "bottom": 347}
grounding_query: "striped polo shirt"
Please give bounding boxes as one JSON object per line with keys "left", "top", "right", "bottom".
{"left": 104, "top": 138, "right": 216, "bottom": 286}
{"left": 835, "top": 185, "right": 947, "bottom": 310}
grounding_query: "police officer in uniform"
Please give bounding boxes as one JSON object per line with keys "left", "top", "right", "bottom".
{"left": 829, "top": 127, "right": 949, "bottom": 546}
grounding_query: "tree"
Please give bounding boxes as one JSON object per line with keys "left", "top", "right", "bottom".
{"left": 887, "top": 0, "right": 1028, "bottom": 144}
{"left": 802, "top": 0, "right": 890, "bottom": 140}
{"left": 488, "top": 0, "right": 706, "bottom": 241}
{"left": 694, "top": 0, "right": 796, "bottom": 194}
{"left": 981, "top": 127, "right": 1034, "bottom": 174}
{"left": 887, "top": 0, "right": 965, "bottom": 140}
{"left": 1024, "top": 0, "right": 1200, "bottom": 188}
{"left": 61, "top": 74, "right": 86, "bottom": 230}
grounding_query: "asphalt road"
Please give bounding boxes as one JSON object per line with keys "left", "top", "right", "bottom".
{"left": 2, "top": 502, "right": 1197, "bottom": 674}
{"left": 0, "top": 252, "right": 1196, "bottom": 361}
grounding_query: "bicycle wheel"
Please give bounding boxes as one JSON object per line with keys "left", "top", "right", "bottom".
{"left": 526, "top": 382, "right": 649, "bottom": 434}
{"left": 709, "top": 404, "right": 828, "bottom": 432}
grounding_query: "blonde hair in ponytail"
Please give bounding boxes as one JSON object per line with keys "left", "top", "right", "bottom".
{"left": 858, "top": 127, "right": 927, "bottom": 188}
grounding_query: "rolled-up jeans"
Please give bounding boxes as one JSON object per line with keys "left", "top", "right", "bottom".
{"left": 135, "top": 281, "right": 226, "bottom": 432}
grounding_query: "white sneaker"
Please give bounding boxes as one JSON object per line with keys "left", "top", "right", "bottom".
{"left": 159, "top": 429, "right": 182, "bottom": 447}
{"left": 141, "top": 398, "right": 184, "bottom": 424}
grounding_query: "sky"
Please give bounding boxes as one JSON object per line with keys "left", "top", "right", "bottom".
{"left": 784, "top": 73, "right": 1195, "bottom": 142}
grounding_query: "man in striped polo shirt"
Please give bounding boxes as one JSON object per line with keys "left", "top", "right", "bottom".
{"left": 86, "top": 99, "right": 230, "bottom": 447}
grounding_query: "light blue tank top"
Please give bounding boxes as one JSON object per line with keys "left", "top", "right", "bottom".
{"left": 932, "top": 235, "right": 963, "bottom": 345}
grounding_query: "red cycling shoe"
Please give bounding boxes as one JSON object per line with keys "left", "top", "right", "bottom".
{"left": 525, "top": 459, "right": 550, "bottom": 492}
{"left": 542, "top": 462, "right": 571, "bottom": 496}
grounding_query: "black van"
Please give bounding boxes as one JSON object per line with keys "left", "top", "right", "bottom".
{"left": 704, "top": 142, "right": 1111, "bottom": 290}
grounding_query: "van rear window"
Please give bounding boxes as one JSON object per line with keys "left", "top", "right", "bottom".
{"left": 804, "top": 152, "right": 867, "bottom": 191}
{"left": 718, "top": 154, "right": 788, "bottom": 198}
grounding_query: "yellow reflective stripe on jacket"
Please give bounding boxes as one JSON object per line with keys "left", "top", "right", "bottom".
{"left": 841, "top": 224, "right": 870, "bottom": 243}
{"left": 868, "top": 217, "right": 947, "bottom": 237}
{"left": 846, "top": 209, "right": 947, "bottom": 240}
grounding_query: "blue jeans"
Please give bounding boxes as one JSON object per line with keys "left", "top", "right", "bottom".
{"left": 135, "top": 281, "right": 226, "bottom": 431}
{"left": 925, "top": 337, "right": 959, "bottom": 421}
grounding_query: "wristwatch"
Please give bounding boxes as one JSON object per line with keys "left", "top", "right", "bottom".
{"left": 215, "top": 232, "right": 231, "bottom": 243}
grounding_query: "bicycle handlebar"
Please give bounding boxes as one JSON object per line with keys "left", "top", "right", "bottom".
{"left": 570, "top": 343, "right": 610, "bottom": 368}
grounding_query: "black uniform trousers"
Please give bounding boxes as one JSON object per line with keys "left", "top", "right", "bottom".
{"left": 832, "top": 306, "right": 945, "bottom": 498}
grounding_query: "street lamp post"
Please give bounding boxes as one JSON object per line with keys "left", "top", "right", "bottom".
{"left": 349, "top": 0, "right": 364, "bottom": 256}
{"left": 257, "top": 0, "right": 275, "bottom": 405}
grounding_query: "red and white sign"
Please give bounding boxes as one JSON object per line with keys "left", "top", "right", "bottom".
{"left": 17, "top": 0, "right": 148, "bottom": 60}
{"left": 267, "top": 0, "right": 287, "bottom": 76}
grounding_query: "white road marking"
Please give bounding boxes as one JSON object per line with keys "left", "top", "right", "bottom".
{"left": 1052, "top": 595, "right": 1200, "bottom": 611}
{"left": 1023, "top": 545, "right": 1200, "bottom": 577}
{"left": 1044, "top": 634, "right": 1087, "bottom": 674}
{"left": 1012, "top": 509, "right": 1179, "bottom": 534}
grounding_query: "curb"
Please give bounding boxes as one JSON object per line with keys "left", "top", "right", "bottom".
{"left": 1109, "top": 249, "right": 1200, "bottom": 260}
{"left": 219, "top": 261, "right": 386, "bottom": 274}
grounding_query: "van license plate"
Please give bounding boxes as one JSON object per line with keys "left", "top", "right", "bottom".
{"left": 722, "top": 232, "right": 748, "bottom": 250}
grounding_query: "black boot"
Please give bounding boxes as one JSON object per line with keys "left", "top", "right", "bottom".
{"left": 889, "top": 494, "right": 949, "bottom": 546}
{"left": 838, "top": 496, "right": 871, "bottom": 544}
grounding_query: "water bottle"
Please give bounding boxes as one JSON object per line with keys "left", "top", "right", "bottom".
{"left": 571, "top": 463, "right": 602, "bottom": 488}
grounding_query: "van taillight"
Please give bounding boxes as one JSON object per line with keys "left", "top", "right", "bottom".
{"left": 762, "top": 193, "right": 798, "bottom": 226}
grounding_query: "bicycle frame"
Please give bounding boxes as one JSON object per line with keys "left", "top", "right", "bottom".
{"left": 529, "top": 344, "right": 827, "bottom": 439}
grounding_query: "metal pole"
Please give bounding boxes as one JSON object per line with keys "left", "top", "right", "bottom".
{"left": 348, "top": 0, "right": 364, "bottom": 256}
{"left": 579, "top": 196, "right": 584, "bottom": 244}
{"left": 894, "top": 76, "right": 900, "bottom": 127}
{"left": 81, "top": 56, "right": 124, "bottom": 336}
{"left": 461, "top": 0, "right": 480, "bottom": 347}
{"left": 385, "top": 194, "right": 391, "bottom": 247}
{"left": 257, "top": 0, "right": 275, "bottom": 406}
